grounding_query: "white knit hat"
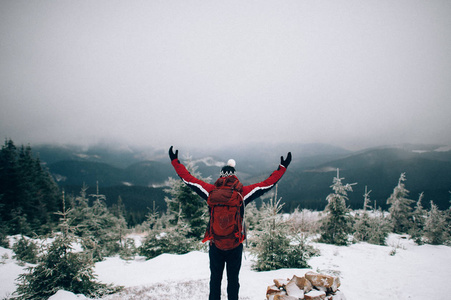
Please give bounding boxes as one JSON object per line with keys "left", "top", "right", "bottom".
{"left": 220, "top": 159, "right": 236, "bottom": 177}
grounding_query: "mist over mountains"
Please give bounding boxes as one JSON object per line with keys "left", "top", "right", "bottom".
{"left": 34, "top": 142, "right": 451, "bottom": 223}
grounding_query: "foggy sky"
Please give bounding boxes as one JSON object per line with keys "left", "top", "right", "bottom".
{"left": 1, "top": 0, "right": 451, "bottom": 151}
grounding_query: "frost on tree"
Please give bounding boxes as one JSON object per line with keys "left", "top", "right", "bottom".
{"left": 424, "top": 201, "right": 448, "bottom": 245}
{"left": 251, "top": 185, "right": 317, "bottom": 271}
{"left": 353, "top": 186, "right": 372, "bottom": 242}
{"left": 14, "top": 193, "right": 121, "bottom": 300}
{"left": 410, "top": 192, "right": 427, "bottom": 243}
{"left": 140, "top": 156, "right": 206, "bottom": 259}
{"left": 386, "top": 173, "right": 414, "bottom": 234}
{"left": 320, "top": 169, "right": 355, "bottom": 246}
{"left": 354, "top": 185, "right": 391, "bottom": 245}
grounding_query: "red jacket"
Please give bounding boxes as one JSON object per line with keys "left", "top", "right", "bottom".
{"left": 170, "top": 159, "right": 287, "bottom": 206}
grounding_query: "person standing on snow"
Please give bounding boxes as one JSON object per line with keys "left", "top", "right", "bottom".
{"left": 168, "top": 146, "right": 291, "bottom": 300}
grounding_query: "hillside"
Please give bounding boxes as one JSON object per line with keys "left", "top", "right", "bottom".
{"left": 35, "top": 143, "right": 451, "bottom": 223}
{"left": 279, "top": 147, "right": 451, "bottom": 211}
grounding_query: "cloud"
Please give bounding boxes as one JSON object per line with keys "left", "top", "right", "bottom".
{"left": 1, "top": 0, "right": 450, "bottom": 150}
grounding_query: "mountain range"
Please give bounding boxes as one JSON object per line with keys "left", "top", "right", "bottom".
{"left": 34, "top": 142, "right": 451, "bottom": 223}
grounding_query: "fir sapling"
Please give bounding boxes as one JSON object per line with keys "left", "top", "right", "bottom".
{"left": 424, "top": 201, "right": 448, "bottom": 245}
{"left": 164, "top": 157, "right": 209, "bottom": 240}
{"left": 319, "top": 169, "right": 355, "bottom": 246}
{"left": 409, "top": 192, "right": 427, "bottom": 244}
{"left": 12, "top": 236, "right": 39, "bottom": 264}
{"left": 14, "top": 192, "right": 122, "bottom": 300}
{"left": 250, "top": 186, "right": 317, "bottom": 271}
{"left": 386, "top": 173, "right": 415, "bottom": 234}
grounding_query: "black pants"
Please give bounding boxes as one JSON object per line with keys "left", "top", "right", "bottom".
{"left": 209, "top": 243, "right": 243, "bottom": 300}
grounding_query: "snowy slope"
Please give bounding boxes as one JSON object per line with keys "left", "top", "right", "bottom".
{"left": 0, "top": 247, "right": 26, "bottom": 299}
{"left": 309, "top": 235, "right": 451, "bottom": 299}
{"left": 2, "top": 234, "right": 451, "bottom": 300}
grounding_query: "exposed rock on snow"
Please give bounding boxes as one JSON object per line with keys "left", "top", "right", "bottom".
{"left": 267, "top": 273, "right": 344, "bottom": 300}
{"left": 290, "top": 275, "right": 313, "bottom": 293}
{"left": 285, "top": 280, "right": 305, "bottom": 298}
{"left": 305, "top": 271, "right": 341, "bottom": 293}
{"left": 274, "top": 295, "right": 299, "bottom": 300}
{"left": 304, "top": 289, "right": 326, "bottom": 300}
{"left": 274, "top": 278, "right": 290, "bottom": 288}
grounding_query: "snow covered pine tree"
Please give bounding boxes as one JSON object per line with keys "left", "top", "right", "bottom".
{"left": 168, "top": 146, "right": 291, "bottom": 300}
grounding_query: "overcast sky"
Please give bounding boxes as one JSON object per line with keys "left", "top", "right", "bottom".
{"left": 1, "top": 0, "right": 450, "bottom": 151}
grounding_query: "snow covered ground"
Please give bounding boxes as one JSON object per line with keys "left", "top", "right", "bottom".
{"left": 1, "top": 234, "right": 451, "bottom": 300}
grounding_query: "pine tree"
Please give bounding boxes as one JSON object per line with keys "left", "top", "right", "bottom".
{"left": 445, "top": 192, "right": 451, "bottom": 244}
{"left": 387, "top": 173, "right": 414, "bottom": 234}
{"left": 0, "top": 201, "right": 8, "bottom": 248}
{"left": 353, "top": 186, "right": 391, "bottom": 245}
{"left": 250, "top": 186, "right": 317, "bottom": 271}
{"left": 139, "top": 217, "right": 195, "bottom": 259}
{"left": 67, "top": 184, "right": 92, "bottom": 234}
{"left": 289, "top": 208, "right": 321, "bottom": 235}
{"left": 9, "top": 207, "right": 31, "bottom": 236}
{"left": 110, "top": 196, "right": 130, "bottom": 256}
{"left": 0, "top": 140, "right": 60, "bottom": 235}
{"left": 88, "top": 184, "right": 127, "bottom": 260}
{"left": 68, "top": 184, "right": 127, "bottom": 261}
{"left": 354, "top": 186, "right": 372, "bottom": 242}
{"left": 0, "top": 139, "right": 21, "bottom": 233}
{"left": 164, "top": 157, "right": 208, "bottom": 239}
{"left": 19, "top": 146, "right": 60, "bottom": 234}
{"left": 363, "top": 186, "right": 372, "bottom": 212}
{"left": 353, "top": 213, "right": 371, "bottom": 243}
{"left": 138, "top": 200, "right": 169, "bottom": 233}
{"left": 424, "top": 201, "right": 448, "bottom": 245}
{"left": 145, "top": 201, "right": 160, "bottom": 230}
{"left": 409, "top": 192, "right": 427, "bottom": 244}
{"left": 244, "top": 201, "right": 259, "bottom": 232}
{"left": 0, "top": 140, "right": 19, "bottom": 203}
{"left": 366, "top": 208, "right": 391, "bottom": 245}
{"left": 319, "top": 169, "right": 354, "bottom": 245}
{"left": 12, "top": 236, "right": 39, "bottom": 264}
{"left": 139, "top": 200, "right": 196, "bottom": 259}
{"left": 14, "top": 192, "right": 122, "bottom": 300}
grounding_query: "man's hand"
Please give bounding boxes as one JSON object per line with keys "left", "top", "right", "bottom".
{"left": 169, "top": 146, "right": 178, "bottom": 161}
{"left": 280, "top": 152, "right": 292, "bottom": 168}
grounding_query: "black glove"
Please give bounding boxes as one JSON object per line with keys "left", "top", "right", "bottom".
{"left": 169, "top": 146, "right": 178, "bottom": 161}
{"left": 280, "top": 152, "right": 292, "bottom": 168}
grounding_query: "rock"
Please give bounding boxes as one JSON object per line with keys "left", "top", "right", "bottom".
{"left": 267, "top": 273, "right": 344, "bottom": 300}
{"left": 305, "top": 271, "right": 341, "bottom": 292}
{"left": 305, "top": 289, "right": 326, "bottom": 300}
{"left": 289, "top": 275, "right": 313, "bottom": 293}
{"left": 285, "top": 280, "right": 305, "bottom": 299}
{"left": 330, "top": 290, "right": 347, "bottom": 300}
{"left": 274, "top": 295, "right": 299, "bottom": 300}
{"left": 267, "top": 285, "right": 281, "bottom": 295}
{"left": 267, "top": 291, "right": 287, "bottom": 300}
{"left": 274, "top": 278, "right": 290, "bottom": 288}
{"left": 266, "top": 285, "right": 283, "bottom": 300}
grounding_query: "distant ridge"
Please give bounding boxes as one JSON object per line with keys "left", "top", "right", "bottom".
{"left": 34, "top": 142, "right": 451, "bottom": 223}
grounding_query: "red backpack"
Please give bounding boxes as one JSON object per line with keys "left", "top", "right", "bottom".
{"left": 202, "top": 176, "right": 245, "bottom": 250}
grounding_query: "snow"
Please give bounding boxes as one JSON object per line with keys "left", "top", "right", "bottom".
{"left": 305, "top": 290, "right": 325, "bottom": 297}
{"left": 0, "top": 247, "right": 28, "bottom": 299}
{"left": 48, "top": 290, "right": 87, "bottom": 300}
{"left": 95, "top": 251, "right": 210, "bottom": 286}
{"left": 2, "top": 234, "right": 451, "bottom": 300}
{"left": 309, "top": 235, "right": 451, "bottom": 299}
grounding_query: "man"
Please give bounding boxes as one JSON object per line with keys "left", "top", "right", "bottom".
{"left": 168, "top": 146, "right": 291, "bottom": 300}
